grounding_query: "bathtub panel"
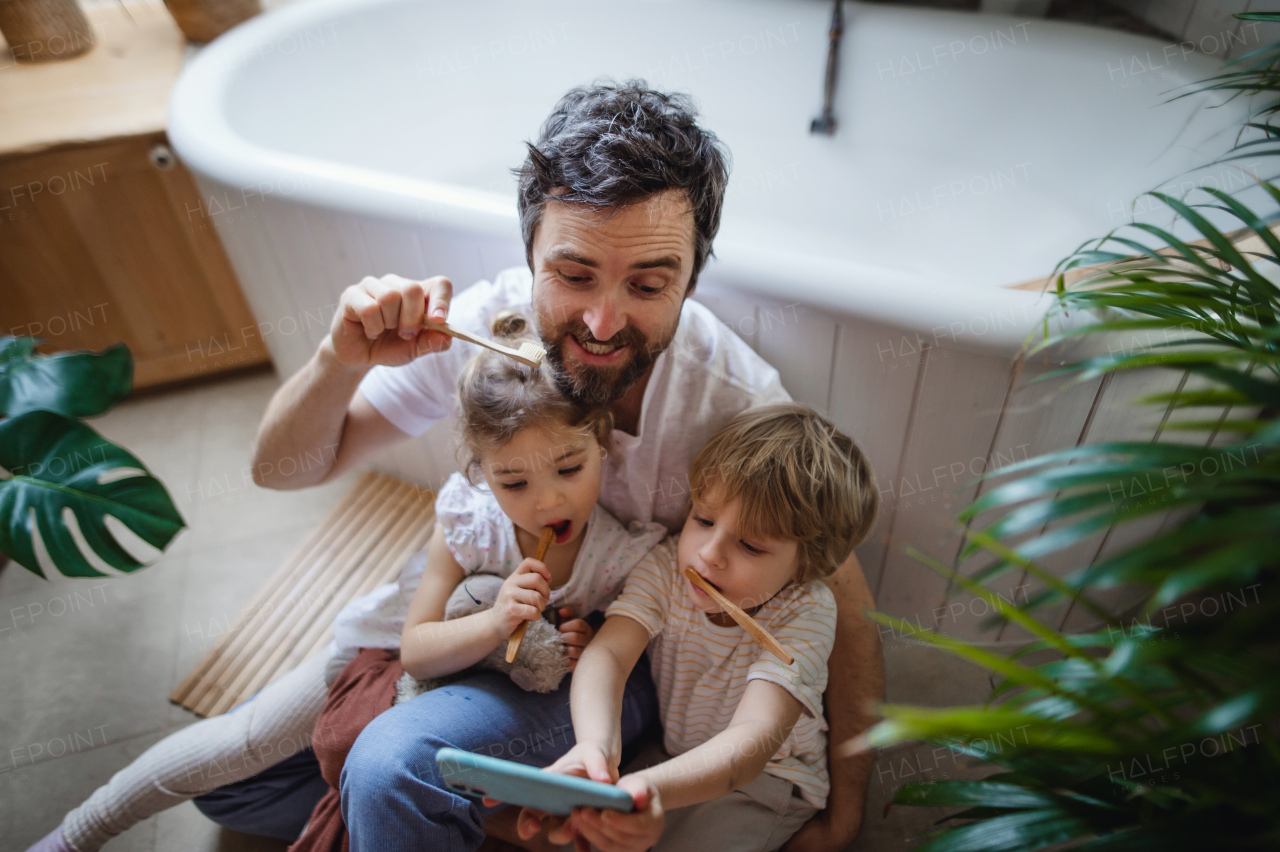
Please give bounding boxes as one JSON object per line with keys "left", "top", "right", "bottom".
{"left": 874, "top": 344, "right": 1015, "bottom": 625}
{"left": 1151, "top": 368, "right": 1238, "bottom": 537}
{"left": 1158, "top": 363, "right": 1265, "bottom": 536}
{"left": 752, "top": 298, "right": 838, "bottom": 415}
{"left": 474, "top": 241, "right": 531, "bottom": 292}
{"left": 691, "top": 286, "right": 760, "bottom": 354}
{"left": 300, "top": 207, "right": 377, "bottom": 307}
{"left": 1053, "top": 364, "right": 1188, "bottom": 634}
{"left": 1060, "top": 359, "right": 1249, "bottom": 634}
{"left": 827, "top": 316, "right": 925, "bottom": 598}
{"left": 413, "top": 221, "right": 524, "bottom": 302}
{"left": 258, "top": 198, "right": 347, "bottom": 372}
{"left": 197, "top": 176, "right": 309, "bottom": 377}
{"left": 359, "top": 216, "right": 431, "bottom": 282}
{"left": 947, "top": 335, "right": 1107, "bottom": 643}
{"left": 208, "top": 187, "right": 1246, "bottom": 642}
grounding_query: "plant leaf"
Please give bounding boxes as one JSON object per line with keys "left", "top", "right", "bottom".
{"left": 0, "top": 410, "right": 185, "bottom": 577}
{"left": 0, "top": 337, "right": 133, "bottom": 418}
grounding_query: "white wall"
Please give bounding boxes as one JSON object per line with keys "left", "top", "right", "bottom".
{"left": 1109, "top": 0, "right": 1280, "bottom": 59}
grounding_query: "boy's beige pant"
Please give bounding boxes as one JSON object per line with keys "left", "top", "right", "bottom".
{"left": 622, "top": 739, "right": 820, "bottom": 852}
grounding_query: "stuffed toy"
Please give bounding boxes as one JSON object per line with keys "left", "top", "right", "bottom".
{"left": 394, "top": 573, "right": 570, "bottom": 704}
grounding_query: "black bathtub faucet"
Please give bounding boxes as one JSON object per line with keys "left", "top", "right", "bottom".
{"left": 811, "top": 0, "right": 844, "bottom": 135}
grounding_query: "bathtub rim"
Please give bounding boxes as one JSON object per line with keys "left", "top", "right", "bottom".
{"left": 169, "top": 0, "right": 1128, "bottom": 355}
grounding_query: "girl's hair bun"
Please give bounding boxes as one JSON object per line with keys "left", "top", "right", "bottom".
{"left": 491, "top": 310, "right": 529, "bottom": 339}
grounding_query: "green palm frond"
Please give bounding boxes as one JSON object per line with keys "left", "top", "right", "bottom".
{"left": 863, "top": 15, "right": 1280, "bottom": 850}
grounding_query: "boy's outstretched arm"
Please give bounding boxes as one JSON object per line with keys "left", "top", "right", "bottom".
{"left": 625, "top": 679, "right": 801, "bottom": 811}
{"left": 560, "top": 614, "right": 651, "bottom": 779}
{"left": 512, "top": 615, "right": 649, "bottom": 844}
{"left": 527, "top": 680, "right": 803, "bottom": 852}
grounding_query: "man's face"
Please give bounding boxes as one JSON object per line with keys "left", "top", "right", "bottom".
{"left": 530, "top": 189, "right": 695, "bottom": 406}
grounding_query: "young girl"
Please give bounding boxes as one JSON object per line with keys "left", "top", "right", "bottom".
{"left": 28, "top": 313, "right": 666, "bottom": 852}
{"left": 326, "top": 310, "right": 667, "bottom": 688}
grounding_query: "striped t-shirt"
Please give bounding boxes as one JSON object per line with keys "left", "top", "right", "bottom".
{"left": 605, "top": 536, "right": 837, "bottom": 809}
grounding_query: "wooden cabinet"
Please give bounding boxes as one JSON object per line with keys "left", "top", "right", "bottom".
{"left": 0, "top": 131, "right": 270, "bottom": 389}
{"left": 0, "top": 0, "right": 275, "bottom": 391}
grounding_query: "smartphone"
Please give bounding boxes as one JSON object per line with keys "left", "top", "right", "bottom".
{"left": 436, "top": 747, "right": 636, "bottom": 816}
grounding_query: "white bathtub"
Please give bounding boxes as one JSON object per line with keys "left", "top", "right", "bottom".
{"left": 168, "top": 0, "right": 1254, "bottom": 633}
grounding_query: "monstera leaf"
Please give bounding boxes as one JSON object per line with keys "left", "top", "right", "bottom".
{"left": 0, "top": 335, "right": 132, "bottom": 418}
{"left": 0, "top": 410, "right": 186, "bottom": 578}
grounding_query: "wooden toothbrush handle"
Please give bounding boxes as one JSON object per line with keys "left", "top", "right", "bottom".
{"left": 684, "top": 567, "right": 794, "bottom": 665}
{"left": 506, "top": 526, "right": 557, "bottom": 664}
{"left": 423, "top": 319, "right": 534, "bottom": 366}
{"left": 423, "top": 319, "right": 487, "bottom": 348}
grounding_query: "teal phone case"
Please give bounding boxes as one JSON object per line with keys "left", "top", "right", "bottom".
{"left": 436, "top": 747, "right": 636, "bottom": 815}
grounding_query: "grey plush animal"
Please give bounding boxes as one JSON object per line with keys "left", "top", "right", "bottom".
{"left": 394, "top": 573, "right": 570, "bottom": 704}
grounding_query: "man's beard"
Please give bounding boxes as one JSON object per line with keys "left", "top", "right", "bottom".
{"left": 537, "top": 316, "right": 676, "bottom": 407}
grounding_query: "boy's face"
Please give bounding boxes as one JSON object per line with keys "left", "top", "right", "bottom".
{"left": 481, "top": 423, "right": 603, "bottom": 546}
{"left": 678, "top": 488, "right": 801, "bottom": 615}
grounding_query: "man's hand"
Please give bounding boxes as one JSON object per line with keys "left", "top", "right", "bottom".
{"left": 781, "top": 805, "right": 862, "bottom": 852}
{"left": 328, "top": 273, "right": 454, "bottom": 369}
{"left": 557, "top": 607, "right": 596, "bottom": 672}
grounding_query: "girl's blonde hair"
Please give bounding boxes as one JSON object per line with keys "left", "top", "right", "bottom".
{"left": 688, "top": 403, "right": 880, "bottom": 584}
{"left": 456, "top": 310, "right": 613, "bottom": 483}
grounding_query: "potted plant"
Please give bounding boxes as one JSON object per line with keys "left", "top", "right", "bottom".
{"left": 0, "top": 336, "right": 185, "bottom": 579}
{"left": 0, "top": 0, "right": 94, "bottom": 63}
{"left": 859, "top": 12, "right": 1280, "bottom": 850}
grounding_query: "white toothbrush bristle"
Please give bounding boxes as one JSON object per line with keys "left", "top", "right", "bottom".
{"left": 518, "top": 341, "right": 546, "bottom": 365}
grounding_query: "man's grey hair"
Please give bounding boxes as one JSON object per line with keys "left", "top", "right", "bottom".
{"left": 512, "top": 78, "right": 731, "bottom": 294}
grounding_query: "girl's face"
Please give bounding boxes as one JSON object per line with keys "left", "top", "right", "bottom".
{"left": 479, "top": 422, "right": 604, "bottom": 545}
{"left": 678, "top": 487, "right": 800, "bottom": 615}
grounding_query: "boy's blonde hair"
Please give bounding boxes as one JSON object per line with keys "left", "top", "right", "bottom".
{"left": 456, "top": 311, "right": 612, "bottom": 483}
{"left": 688, "top": 403, "right": 879, "bottom": 584}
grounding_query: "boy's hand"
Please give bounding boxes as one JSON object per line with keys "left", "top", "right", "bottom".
{"left": 551, "top": 775, "right": 665, "bottom": 852}
{"left": 512, "top": 741, "right": 618, "bottom": 839}
{"left": 328, "top": 273, "right": 454, "bottom": 369}
{"left": 490, "top": 559, "right": 552, "bottom": 637}
{"left": 479, "top": 741, "right": 614, "bottom": 809}
{"left": 557, "top": 607, "right": 596, "bottom": 671}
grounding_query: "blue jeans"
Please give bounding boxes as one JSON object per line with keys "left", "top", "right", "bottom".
{"left": 193, "top": 654, "right": 659, "bottom": 846}
{"left": 192, "top": 747, "right": 329, "bottom": 840}
{"left": 341, "top": 653, "right": 659, "bottom": 852}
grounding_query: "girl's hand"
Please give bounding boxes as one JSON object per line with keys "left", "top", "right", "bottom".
{"left": 490, "top": 558, "right": 552, "bottom": 637}
{"left": 557, "top": 607, "right": 596, "bottom": 672}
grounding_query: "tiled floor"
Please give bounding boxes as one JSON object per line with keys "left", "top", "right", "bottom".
{"left": 0, "top": 368, "right": 361, "bottom": 851}
{"left": 0, "top": 368, "right": 993, "bottom": 851}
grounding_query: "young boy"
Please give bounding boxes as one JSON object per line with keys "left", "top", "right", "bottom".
{"left": 515, "top": 403, "right": 880, "bottom": 852}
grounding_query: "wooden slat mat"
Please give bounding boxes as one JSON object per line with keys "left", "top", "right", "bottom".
{"left": 170, "top": 470, "right": 436, "bottom": 717}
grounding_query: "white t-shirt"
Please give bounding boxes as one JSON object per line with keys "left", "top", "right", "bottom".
{"left": 606, "top": 537, "right": 837, "bottom": 809}
{"left": 328, "top": 471, "right": 667, "bottom": 665}
{"left": 357, "top": 265, "right": 792, "bottom": 532}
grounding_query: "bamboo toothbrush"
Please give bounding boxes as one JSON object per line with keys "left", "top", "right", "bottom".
{"left": 422, "top": 319, "right": 546, "bottom": 367}
{"left": 506, "top": 525, "right": 557, "bottom": 663}
{"left": 684, "top": 566, "right": 794, "bottom": 664}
